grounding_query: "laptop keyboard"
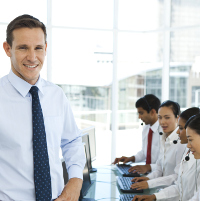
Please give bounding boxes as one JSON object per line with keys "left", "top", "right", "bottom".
{"left": 117, "top": 177, "right": 143, "bottom": 193}
{"left": 120, "top": 194, "right": 135, "bottom": 201}
{"left": 116, "top": 164, "right": 140, "bottom": 177}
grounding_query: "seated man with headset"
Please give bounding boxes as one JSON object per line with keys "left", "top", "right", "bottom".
{"left": 113, "top": 94, "right": 162, "bottom": 174}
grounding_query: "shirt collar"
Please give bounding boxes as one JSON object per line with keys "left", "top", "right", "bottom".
{"left": 8, "top": 70, "right": 44, "bottom": 97}
{"left": 166, "top": 127, "right": 179, "bottom": 142}
{"left": 150, "top": 120, "right": 159, "bottom": 133}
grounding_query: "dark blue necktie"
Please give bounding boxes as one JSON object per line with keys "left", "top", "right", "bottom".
{"left": 29, "top": 86, "right": 52, "bottom": 201}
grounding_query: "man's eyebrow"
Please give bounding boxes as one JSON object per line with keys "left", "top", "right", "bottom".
{"left": 16, "top": 44, "right": 28, "bottom": 48}
{"left": 36, "top": 44, "right": 45, "bottom": 47}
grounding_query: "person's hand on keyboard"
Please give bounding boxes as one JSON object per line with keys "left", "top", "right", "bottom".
{"left": 128, "top": 164, "right": 151, "bottom": 174}
{"left": 132, "top": 194, "right": 156, "bottom": 201}
{"left": 130, "top": 181, "right": 148, "bottom": 190}
{"left": 112, "top": 156, "right": 133, "bottom": 164}
{"left": 131, "top": 176, "right": 149, "bottom": 183}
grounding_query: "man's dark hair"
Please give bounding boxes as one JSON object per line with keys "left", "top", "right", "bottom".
{"left": 159, "top": 100, "right": 180, "bottom": 118}
{"left": 135, "top": 94, "right": 161, "bottom": 113}
{"left": 6, "top": 14, "right": 47, "bottom": 47}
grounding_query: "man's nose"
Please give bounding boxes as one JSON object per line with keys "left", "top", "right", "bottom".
{"left": 27, "top": 49, "right": 37, "bottom": 62}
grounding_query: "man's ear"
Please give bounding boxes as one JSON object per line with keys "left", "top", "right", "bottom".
{"left": 150, "top": 108, "right": 156, "bottom": 116}
{"left": 3, "top": 41, "right": 12, "bottom": 57}
{"left": 45, "top": 42, "right": 47, "bottom": 56}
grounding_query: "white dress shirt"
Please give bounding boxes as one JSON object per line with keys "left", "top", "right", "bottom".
{"left": 0, "top": 71, "right": 86, "bottom": 201}
{"left": 147, "top": 128, "right": 186, "bottom": 187}
{"left": 189, "top": 171, "right": 200, "bottom": 201}
{"left": 135, "top": 120, "right": 162, "bottom": 171}
{"left": 154, "top": 148, "right": 200, "bottom": 201}
{"left": 189, "top": 190, "right": 200, "bottom": 201}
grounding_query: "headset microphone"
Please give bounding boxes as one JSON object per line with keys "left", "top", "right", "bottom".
{"left": 159, "top": 132, "right": 163, "bottom": 135}
{"left": 185, "top": 150, "right": 190, "bottom": 161}
{"left": 173, "top": 137, "right": 180, "bottom": 144}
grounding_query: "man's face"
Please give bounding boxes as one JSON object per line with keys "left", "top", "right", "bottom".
{"left": 137, "top": 107, "right": 151, "bottom": 125}
{"left": 3, "top": 27, "right": 47, "bottom": 85}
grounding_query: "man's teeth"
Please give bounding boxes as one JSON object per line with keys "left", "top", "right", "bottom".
{"left": 24, "top": 64, "right": 38, "bottom": 68}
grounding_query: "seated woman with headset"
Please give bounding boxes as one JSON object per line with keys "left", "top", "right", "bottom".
{"left": 130, "top": 101, "right": 186, "bottom": 192}
{"left": 132, "top": 107, "right": 200, "bottom": 201}
{"left": 186, "top": 114, "right": 200, "bottom": 201}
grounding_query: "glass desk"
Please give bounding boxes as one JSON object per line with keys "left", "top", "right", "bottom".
{"left": 83, "top": 165, "right": 159, "bottom": 201}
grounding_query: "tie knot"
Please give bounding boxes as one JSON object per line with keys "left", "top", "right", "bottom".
{"left": 29, "top": 86, "right": 39, "bottom": 95}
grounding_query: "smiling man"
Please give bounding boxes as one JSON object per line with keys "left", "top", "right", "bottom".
{"left": 113, "top": 94, "right": 161, "bottom": 174}
{"left": 0, "top": 15, "right": 85, "bottom": 201}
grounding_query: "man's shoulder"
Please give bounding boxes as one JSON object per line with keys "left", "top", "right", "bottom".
{"left": 142, "top": 124, "right": 150, "bottom": 130}
{"left": 142, "top": 124, "right": 151, "bottom": 136}
{"left": 0, "top": 74, "right": 9, "bottom": 85}
{"left": 41, "top": 79, "right": 64, "bottom": 93}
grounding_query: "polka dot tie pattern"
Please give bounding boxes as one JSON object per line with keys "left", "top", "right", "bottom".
{"left": 29, "top": 86, "right": 52, "bottom": 201}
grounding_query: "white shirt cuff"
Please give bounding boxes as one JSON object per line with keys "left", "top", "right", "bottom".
{"left": 150, "top": 164, "right": 156, "bottom": 172}
{"left": 147, "top": 179, "right": 155, "bottom": 188}
{"left": 68, "top": 165, "right": 83, "bottom": 180}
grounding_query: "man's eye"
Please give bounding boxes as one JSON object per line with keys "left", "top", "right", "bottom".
{"left": 36, "top": 47, "right": 43, "bottom": 50}
{"left": 19, "top": 47, "right": 27, "bottom": 49}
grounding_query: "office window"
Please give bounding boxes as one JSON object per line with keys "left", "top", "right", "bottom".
{"left": 170, "top": 29, "right": 200, "bottom": 108}
{"left": 170, "top": 29, "right": 200, "bottom": 63}
{"left": 117, "top": 32, "right": 163, "bottom": 129}
{"left": 171, "top": 0, "right": 200, "bottom": 27}
{"left": 1, "top": 0, "right": 200, "bottom": 164}
{"left": 52, "top": 0, "right": 113, "bottom": 29}
{"left": 0, "top": 0, "right": 47, "bottom": 24}
{"left": 0, "top": 25, "right": 10, "bottom": 78}
{"left": 118, "top": 0, "right": 164, "bottom": 30}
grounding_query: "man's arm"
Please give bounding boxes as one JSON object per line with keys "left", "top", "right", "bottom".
{"left": 112, "top": 156, "right": 135, "bottom": 164}
{"left": 60, "top": 93, "right": 86, "bottom": 199}
{"left": 128, "top": 164, "right": 151, "bottom": 174}
{"left": 56, "top": 178, "right": 83, "bottom": 201}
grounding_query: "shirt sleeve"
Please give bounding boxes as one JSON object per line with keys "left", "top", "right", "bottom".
{"left": 189, "top": 172, "right": 200, "bottom": 201}
{"left": 147, "top": 173, "right": 178, "bottom": 188}
{"left": 150, "top": 164, "right": 157, "bottom": 172}
{"left": 60, "top": 95, "right": 86, "bottom": 180}
{"left": 135, "top": 127, "right": 147, "bottom": 162}
{"left": 154, "top": 184, "right": 180, "bottom": 200}
{"left": 146, "top": 155, "right": 163, "bottom": 179}
{"left": 189, "top": 192, "right": 200, "bottom": 201}
{"left": 189, "top": 191, "right": 199, "bottom": 201}
{"left": 134, "top": 150, "right": 146, "bottom": 162}
{"left": 148, "top": 162, "right": 179, "bottom": 188}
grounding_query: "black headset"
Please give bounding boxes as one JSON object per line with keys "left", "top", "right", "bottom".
{"left": 141, "top": 96, "right": 152, "bottom": 126}
{"left": 185, "top": 150, "right": 190, "bottom": 161}
{"left": 142, "top": 96, "right": 151, "bottom": 113}
{"left": 173, "top": 137, "right": 179, "bottom": 144}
